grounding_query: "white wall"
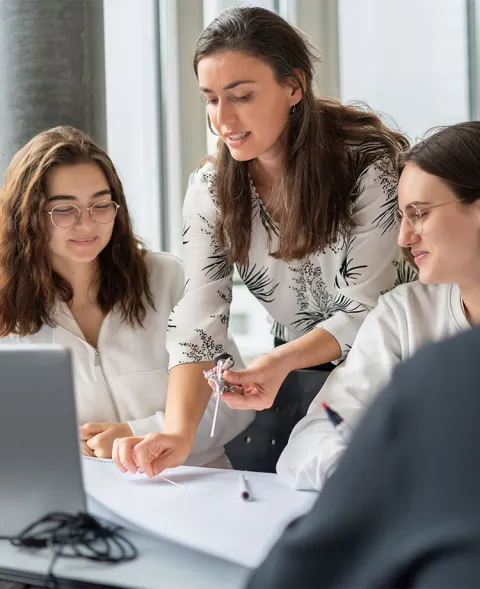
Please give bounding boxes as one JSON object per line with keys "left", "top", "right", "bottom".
{"left": 338, "top": 0, "right": 469, "bottom": 141}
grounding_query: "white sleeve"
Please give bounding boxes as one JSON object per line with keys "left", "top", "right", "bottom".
{"left": 128, "top": 254, "right": 186, "bottom": 437}
{"left": 166, "top": 168, "right": 235, "bottom": 368}
{"left": 127, "top": 412, "right": 165, "bottom": 437}
{"left": 276, "top": 294, "right": 403, "bottom": 491}
{"left": 318, "top": 158, "right": 401, "bottom": 360}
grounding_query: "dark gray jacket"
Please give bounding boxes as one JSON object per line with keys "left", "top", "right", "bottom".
{"left": 248, "top": 327, "right": 480, "bottom": 588}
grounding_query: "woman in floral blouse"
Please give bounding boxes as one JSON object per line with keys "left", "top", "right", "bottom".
{"left": 113, "top": 6, "right": 412, "bottom": 478}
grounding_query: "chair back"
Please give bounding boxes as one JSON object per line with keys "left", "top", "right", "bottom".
{"left": 225, "top": 369, "right": 330, "bottom": 472}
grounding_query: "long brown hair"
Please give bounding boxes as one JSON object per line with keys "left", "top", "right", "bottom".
{"left": 0, "top": 125, "right": 154, "bottom": 336}
{"left": 194, "top": 6, "right": 409, "bottom": 263}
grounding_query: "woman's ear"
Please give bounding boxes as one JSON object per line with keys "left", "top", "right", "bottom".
{"left": 287, "top": 69, "right": 306, "bottom": 107}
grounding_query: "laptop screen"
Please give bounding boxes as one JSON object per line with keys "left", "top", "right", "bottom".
{"left": 0, "top": 345, "right": 86, "bottom": 536}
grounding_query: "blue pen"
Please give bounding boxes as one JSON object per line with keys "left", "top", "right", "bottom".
{"left": 322, "top": 402, "right": 352, "bottom": 444}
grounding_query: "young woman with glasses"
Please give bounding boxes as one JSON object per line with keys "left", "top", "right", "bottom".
{"left": 113, "top": 6, "right": 412, "bottom": 479}
{"left": 277, "top": 120, "right": 480, "bottom": 491}
{"left": 0, "top": 125, "right": 252, "bottom": 465}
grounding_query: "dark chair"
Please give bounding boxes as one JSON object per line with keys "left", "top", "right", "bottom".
{"left": 225, "top": 369, "right": 330, "bottom": 473}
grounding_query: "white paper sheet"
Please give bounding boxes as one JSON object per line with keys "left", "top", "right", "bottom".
{"left": 81, "top": 458, "right": 317, "bottom": 568}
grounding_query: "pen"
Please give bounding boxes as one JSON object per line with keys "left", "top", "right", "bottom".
{"left": 321, "top": 401, "right": 352, "bottom": 444}
{"left": 239, "top": 473, "right": 252, "bottom": 501}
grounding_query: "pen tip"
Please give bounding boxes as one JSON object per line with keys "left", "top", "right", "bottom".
{"left": 321, "top": 401, "right": 328, "bottom": 409}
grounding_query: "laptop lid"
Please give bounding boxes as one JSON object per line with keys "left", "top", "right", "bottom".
{"left": 0, "top": 344, "right": 86, "bottom": 536}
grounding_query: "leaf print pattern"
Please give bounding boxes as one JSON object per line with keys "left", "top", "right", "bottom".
{"left": 289, "top": 262, "right": 332, "bottom": 332}
{"left": 273, "top": 321, "right": 288, "bottom": 342}
{"left": 168, "top": 156, "right": 407, "bottom": 368}
{"left": 394, "top": 257, "right": 418, "bottom": 287}
{"left": 179, "top": 329, "right": 223, "bottom": 362}
{"left": 292, "top": 293, "right": 363, "bottom": 333}
{"left": 290, "top": 261, "right": 364, "bottom": 333}
{"left": 167, "top": 314, "right": 176, "bottom": 331}
{"left": 211, "top": 288, "right": 232, "bottom": 326}
{"left": 250, "top": 177, "right": 279, "bottom": 237}
{"left": 237, "top": 262, "right": 279, "bottom": 303}
{"left": 217, "top": 287, "right": 233, "bottom": 305}
{"left": 372, "top": 158, "right": 399, "bottom": 234}
{"left": 327, "top": 234, "right": 348, "bottom": 255}
{"left": 182, "top": 222, "right": 190, "bottom": 245}
{"left": 199, "top": 213, "right": 232, "bottom": 281}
{"left": 334, "top": 236, "right": 367, "bottom": 289}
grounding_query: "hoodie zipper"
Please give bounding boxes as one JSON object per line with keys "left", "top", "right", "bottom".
{"left": 94, "top": 347, "right": 120, "bottom": 422}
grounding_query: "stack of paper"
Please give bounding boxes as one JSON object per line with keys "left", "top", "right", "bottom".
{"left": 82, "top": 458, "right": 317, "bottom": 568}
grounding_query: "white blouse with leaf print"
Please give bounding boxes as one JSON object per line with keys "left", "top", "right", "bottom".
{"left": 167, "top": 156, "right": 416, "bottom": 369}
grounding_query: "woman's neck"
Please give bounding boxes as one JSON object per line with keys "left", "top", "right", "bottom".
{"left": 52, "top": 258, "right": 99, "bottom": 306}
{"left": 248, "top": 140, "right": 286, "bottom": 200}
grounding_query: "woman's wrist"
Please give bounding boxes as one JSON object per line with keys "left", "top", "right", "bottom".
{"left": 268, "top": 342, "right": 301, "bottom": 374}
{"left": 269, "top": 328, "right": 341, "bottom": 371}
{"left": 163, "top": 424, "right": 196, "bottom": 446}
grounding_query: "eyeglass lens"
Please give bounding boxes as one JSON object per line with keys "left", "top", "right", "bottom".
{"left": 51, "top": 201, "right": 118, "bottom": 228}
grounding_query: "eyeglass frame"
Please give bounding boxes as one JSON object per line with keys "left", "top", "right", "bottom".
{"left": 45, "top": 200, "right": 121, "bottom": 229}
{"left": 396, "top": 198, "right": 467, "bottom": 235}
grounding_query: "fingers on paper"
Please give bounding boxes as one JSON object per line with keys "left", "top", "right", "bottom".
{"left": 133, "top": 433, "right": 172, "bottom": 478}
{"left": 113, "top": 437, "right": 142, "bottom": 474}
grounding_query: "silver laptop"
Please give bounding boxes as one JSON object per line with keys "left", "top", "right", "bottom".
{"left": 0, "top": 344, "right": 86, "bottom": 536}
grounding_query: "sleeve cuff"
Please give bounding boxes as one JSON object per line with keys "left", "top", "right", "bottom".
{"left": 316, "top": 311, "right": 367, "bottom": 362}
{"left": 128, "top": 412, "right": 165, "bottom": 438}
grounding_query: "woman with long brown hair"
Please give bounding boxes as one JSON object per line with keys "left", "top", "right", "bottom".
{"left": 0, "top": 125, "right": 252, "bottom": 465}
{"left": 113, "top": 6, "right": 412, "bottom": 478}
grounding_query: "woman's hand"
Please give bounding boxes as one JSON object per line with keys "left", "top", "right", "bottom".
{"left": 215, "top": 329, "right": 341, "bottom": 411}
{"left": 112, "top": 432, "right": 193, "bottom": 477}
{"left": 220, "top": 352, "right": 292, "bottom": 411}
{"left": 80, "top": 422, "right": 133, "bottom": 459}
{"left": 81, "top": 441, "right": 95, "bottom": 457}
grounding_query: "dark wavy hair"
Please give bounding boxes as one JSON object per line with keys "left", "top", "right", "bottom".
{"left": 0, "top": 125, "right": 154, "bottom": 336}
{"left": 194, "top": 6, "right": 410, "bottom": 264}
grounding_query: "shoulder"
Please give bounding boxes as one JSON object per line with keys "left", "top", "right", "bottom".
{"left": 380, "top": 281, "right": 450, "bottom": 315}
{"left": 145, "top": 250, "right": 183, "bottom": 281}
{"left": 185, "top": 160, "right": 219, "bottom": 215}
{"left": 347, "top": 146, "right": 398, "bottom": 218}
{"left": 144, "top": 251, "right": 184, "bottom": 301}
{"left": 189, "top": 159, "right": 217, "bottom": 194}
{"left": 346, "top": 142, "right": 397, "bottom": 189}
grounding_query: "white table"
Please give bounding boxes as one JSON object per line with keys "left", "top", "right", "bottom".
{"left": 0, "top": 498, "right": 251, "bottom": 589}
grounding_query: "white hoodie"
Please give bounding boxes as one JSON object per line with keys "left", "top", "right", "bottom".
{"left": 0, "top": 252, "right": 254, "bottom": 466}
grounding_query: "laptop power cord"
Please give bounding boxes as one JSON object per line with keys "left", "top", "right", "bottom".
{"left": 0, "top": 511, "right": 138, "bottom": 588}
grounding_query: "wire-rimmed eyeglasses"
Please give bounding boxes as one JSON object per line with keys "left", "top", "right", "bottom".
{"left": 46, "top": 200, "right": 120, "bottom": 229}
{"left": 395, "top": 199, "right": 463, "bottom": 235}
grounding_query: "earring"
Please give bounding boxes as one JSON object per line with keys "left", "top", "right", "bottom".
{"left": 291, "top": 104, "right": 297, "bottom": 114}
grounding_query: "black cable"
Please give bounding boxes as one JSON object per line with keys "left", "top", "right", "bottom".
{"left": 0, "top": 511, "right": 138, "bottom": 588}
